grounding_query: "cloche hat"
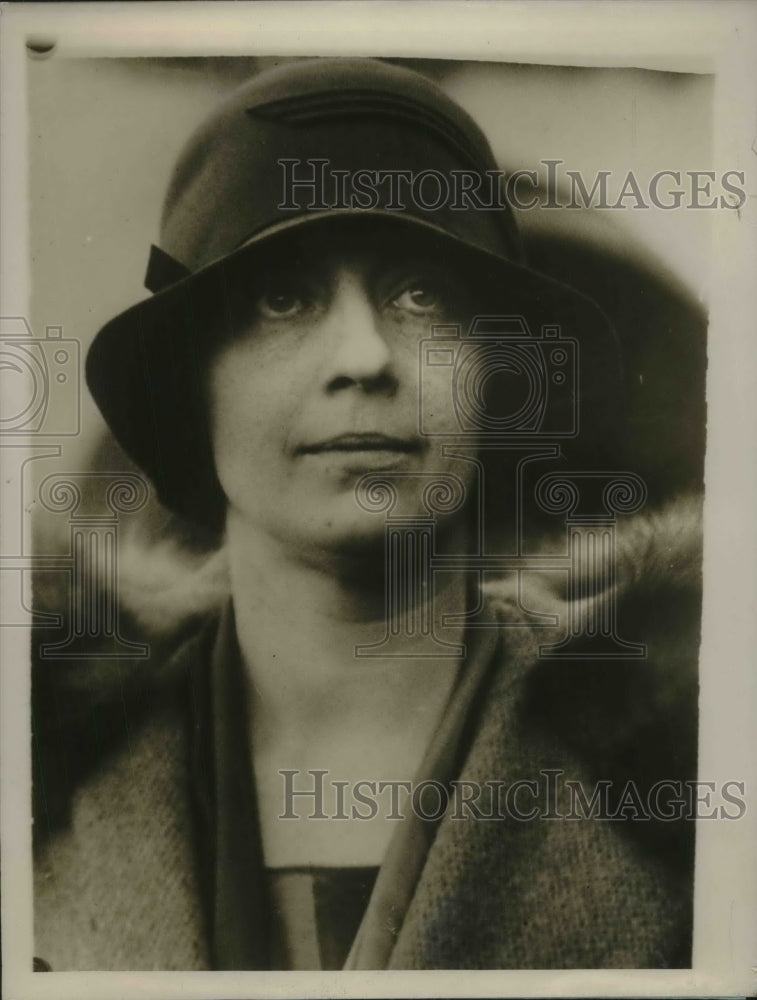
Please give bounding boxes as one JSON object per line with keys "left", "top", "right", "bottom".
{"left": 86, "top": 57, "right": 622, "bottom": 528}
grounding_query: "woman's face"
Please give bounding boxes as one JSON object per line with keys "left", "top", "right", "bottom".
{"left": 208, "top": 221, "right": 481, "bottom": 555}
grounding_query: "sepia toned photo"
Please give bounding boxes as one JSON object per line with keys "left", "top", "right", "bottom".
{"left": 1, "top": 3, "right": 755, "bottom": 998}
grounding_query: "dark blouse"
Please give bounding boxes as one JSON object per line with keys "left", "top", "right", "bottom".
{"left": 267, "top": 866, "right": 379, "bottom": 969}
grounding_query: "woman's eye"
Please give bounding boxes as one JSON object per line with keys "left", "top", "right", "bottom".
{"left": 257, "top": 288, "right": 308, "bottom": 318}
{"left": 391, "top": 283, "right": 444, "bottom": 315}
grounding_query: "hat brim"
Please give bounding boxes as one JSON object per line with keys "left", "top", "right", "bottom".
{"left": 86, "top": 212, "right": 625, "bottom": 527}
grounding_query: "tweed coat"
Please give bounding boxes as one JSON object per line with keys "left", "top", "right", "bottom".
{"left": 31, "top": 495, "right": 702, "bottom": 971}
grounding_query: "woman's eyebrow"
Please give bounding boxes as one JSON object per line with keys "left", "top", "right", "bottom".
{"left": 374, "top": 259, "right": 458, "bottom": 290}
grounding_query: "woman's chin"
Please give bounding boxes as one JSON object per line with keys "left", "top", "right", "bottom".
{"left": 293, "top": 509, "right": 389, "bottom": 558}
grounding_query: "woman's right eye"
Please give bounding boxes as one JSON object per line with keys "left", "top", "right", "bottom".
{"left": 257, "top": 288, "right": 308, "bottom": 319}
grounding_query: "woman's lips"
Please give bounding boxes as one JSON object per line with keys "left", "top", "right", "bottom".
{"left": 297, "top": 433, "right": 423, "bottom": 455}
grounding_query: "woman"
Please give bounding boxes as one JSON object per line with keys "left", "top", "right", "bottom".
{"left": 33, "top": 57, "right": 701, "bottom": 971}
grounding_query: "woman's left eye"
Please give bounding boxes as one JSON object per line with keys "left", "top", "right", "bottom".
{"left": 391, "top": 283, "right": 444, "bottom": 315}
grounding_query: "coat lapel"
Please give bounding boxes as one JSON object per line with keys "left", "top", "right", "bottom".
{"left": 390, "top": 594, "right": 694, "bottom": 969}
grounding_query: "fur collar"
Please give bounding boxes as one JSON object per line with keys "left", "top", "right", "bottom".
{"left": 32, "top": 492, "right": 702, "bottom": 840}
{"left": 108, "top": 492, "right": 703, "bottom": 641}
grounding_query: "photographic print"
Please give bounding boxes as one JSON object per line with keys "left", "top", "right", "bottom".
{"left": 1, "top": 3, "right": 755, "bottom": 998}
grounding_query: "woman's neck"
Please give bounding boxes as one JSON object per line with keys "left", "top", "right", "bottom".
{"left": 225, "top": 512, "right": 470, "bottom": 727}
{"left": 225, "top": 513, "right": 473, "bottom": 866}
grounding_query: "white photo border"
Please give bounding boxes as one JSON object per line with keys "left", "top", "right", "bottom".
{"left": 1, "top": 2, "right": 756, "bottom": 998}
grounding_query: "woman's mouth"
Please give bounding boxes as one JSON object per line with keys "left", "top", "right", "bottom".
{"left": 296, "top": 433, "right": 426, "bottom": 473}
{"left": 298, "top": 433, "right": 423, "bottom": 455}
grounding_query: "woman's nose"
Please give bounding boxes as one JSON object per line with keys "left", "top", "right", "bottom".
{"left": 322, "top": 271, "right": 396, "bottom": 394}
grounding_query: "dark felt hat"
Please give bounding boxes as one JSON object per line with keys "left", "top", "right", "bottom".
{"left": 86, "top": 58, "right": 623, "bottom": 528}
